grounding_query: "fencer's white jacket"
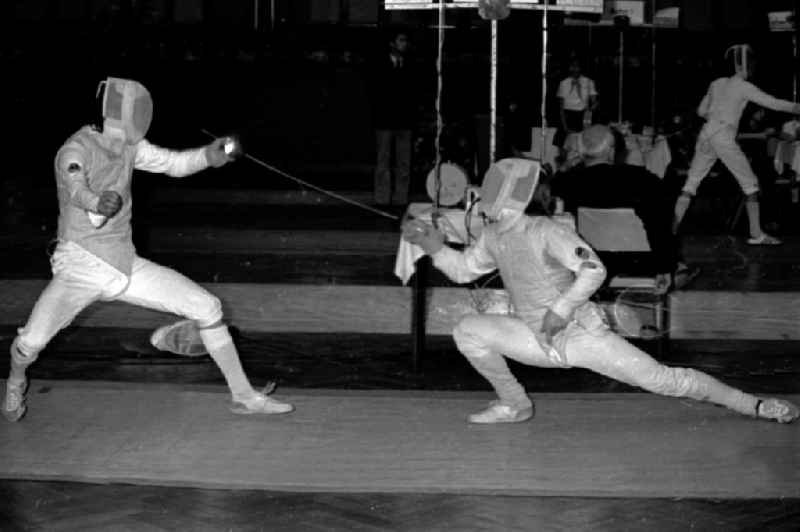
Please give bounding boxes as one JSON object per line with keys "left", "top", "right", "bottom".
{"left": 432, "top": 215, "right": 607, "bottom": 331}
{"left": 55, "top": 126, "right": 208, "bottom": 276}
{"left": 698, "top": 77, "right": 796, "bottom": 135}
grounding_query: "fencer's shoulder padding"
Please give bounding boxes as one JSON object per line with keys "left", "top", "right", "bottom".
{"left": 55, "top": 129, "right": 94, "bottom": 177}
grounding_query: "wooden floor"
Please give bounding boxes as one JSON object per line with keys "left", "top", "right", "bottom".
{"left": 2, "top": 480, "right": 799, "bottom": 532}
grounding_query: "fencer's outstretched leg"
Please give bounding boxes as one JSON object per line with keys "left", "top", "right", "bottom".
{"left": 452, "top": 315, "right": 559, "bottom": 424}
{"left": 568, "top": 331, "right": 798, "bottom": 423}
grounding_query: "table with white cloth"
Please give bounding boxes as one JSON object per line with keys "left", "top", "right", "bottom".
{"left": 624, "top": 134, "right": 672, "bottom": 179}
{"left": 610, "top": 124, "right": 673, "bottom": 179}
{"left": 762, "top": 138, "right": 800, "bottom": 204}
{"left": 395, "top": 203, "right": 486, "bottom": 371}
{"left": 770, "top": 138, "right": 800, "bottom": 175}
{"left": 561, "top": 125, "right": 672, "bottom": 178}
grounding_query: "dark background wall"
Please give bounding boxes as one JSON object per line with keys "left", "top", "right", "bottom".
{"left": 2, "top": 0, "right": 799, "bottom": 196}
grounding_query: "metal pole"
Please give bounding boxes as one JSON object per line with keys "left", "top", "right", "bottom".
{"left": 541, "top": 2, "right": 549, "bottom": 160}
{"left": 794, "top": 33, "right": 798, "bottom": 102}
{"left": 651, "top": 0, "right": 656, "bottom": 128}
{"left": 433, "top": 0, "right": 445, "bottom": 218}
{"left": 618, "top": 28, "right": 624, "bottom": 123}
{"left": 254, "top": 0, "right": 259, "bottom": 30}
{"left": 490, "top": 19, "right": 498, "bottom": 163}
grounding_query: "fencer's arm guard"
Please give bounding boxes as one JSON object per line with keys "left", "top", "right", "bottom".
{"left": 133, "top": 139, "right": 209, "bottom": 177}
{"left": 743, "top": 82, "right": 798, "bottom": 114}
{"left": 545, "top": 223, "right": 606, "bottom": 320}
{"left": 56, "top": 145, "right": 101, "bottom": 212}
{"left": 431, "top": 234, "right": 497, "bottom": 284}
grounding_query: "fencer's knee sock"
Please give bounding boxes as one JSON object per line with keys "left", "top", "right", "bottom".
{"left": 198, "top": 325, "right": 256, "bottom": 402}
{"left": 673, "top": 194, "right": 692, "bottom": 234}
{"left": 8, "top": 338, "right": 36, "bottom": 385}
{"left": 455, "top": 334, "right": 530, "bottom": 408}
{"left": 468, "top": 353, "right": 530, "bottom": 408}
{"left": 745, "top": 198, "right": 762, "bottom": 238}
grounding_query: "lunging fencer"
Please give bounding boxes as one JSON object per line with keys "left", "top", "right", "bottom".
{"left": 673, "top": 44, "right": 800, "bottom": 245}
{"left": 2, "top": 77, "right": 293, "bottom": 422}
{"left": 402, "top": 158, "right": 798, "bottom": 424}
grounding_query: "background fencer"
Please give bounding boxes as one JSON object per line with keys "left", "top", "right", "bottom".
{"left": 3, "top": 77, "right": 293, "bottom": 422}
{"left": 673, "top": 44, "right": 800, "bottom": 245}
{"left": 402, "top": 158, "right": 798, "bottom": 424}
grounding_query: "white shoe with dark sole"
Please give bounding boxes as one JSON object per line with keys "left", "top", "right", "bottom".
{"left": 468, "top": 400, "right": 534, "bottom": 424}
{"left": 756, "top": 398, "right": 799, "bottom": 424}
{"left": 2, "top": 379, "right": 28, "bottom": 423}
{"left": 231, "top": 385, "right": 294, "bottom": 415}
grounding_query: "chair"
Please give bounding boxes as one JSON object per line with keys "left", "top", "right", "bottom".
{"left": 576, "top": 207, "right": 670, "bottom": 355}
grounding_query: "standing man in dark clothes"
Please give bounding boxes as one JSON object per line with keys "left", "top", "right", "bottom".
{"left": 552, "top": 125, "right": 697, "bottom": 292}
{"left": 369, "top": 28, "right": 417, "bottom": 207}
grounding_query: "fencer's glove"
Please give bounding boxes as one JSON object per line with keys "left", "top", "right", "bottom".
{"left": 96, "top": 191, "right": 123, "bottom": 218}
{"left": 654, "top": 273, "right": 672, "bottom": 295}
{"left": 205, "top": 138, "right": 232, "bottom": 168}
{"left": 541, "top": 308, "right": 569, "bottom": 346}
{"left": 401, "top": 219, "right": 445, "bottom": 256}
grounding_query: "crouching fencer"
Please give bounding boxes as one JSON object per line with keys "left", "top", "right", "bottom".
{"left": 2, "top": 77, "right": 293, "bottom": 422}
{"left": 402, "top": 158, "right": 798, "bottom": 424}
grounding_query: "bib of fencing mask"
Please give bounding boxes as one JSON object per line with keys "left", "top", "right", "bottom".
{"left": 101, "top": 77, "right": 153, "bottom": 144}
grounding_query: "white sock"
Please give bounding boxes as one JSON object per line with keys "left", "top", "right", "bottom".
{"left": 745, "top": 199, "right": 762, "bottom": 238}
{"left": 198, "top": 325, "right": 256, "bottom": 402}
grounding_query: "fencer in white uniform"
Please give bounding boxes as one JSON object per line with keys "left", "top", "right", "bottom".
{"left": 2, "top": 77, "right": 293, "bottom": 422}
{"left": 674, "top": 44, "right": 800, "bottom": 245}
{"left": 402, "top": 158, "right": 798, "bottom": 424}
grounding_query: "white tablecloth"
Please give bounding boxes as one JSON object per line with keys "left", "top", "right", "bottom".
{"left": 624, "top": 134, "right": 672, "bottom": 179}
{"left": 771, "top": 139, "right": 800, "bottom": 175}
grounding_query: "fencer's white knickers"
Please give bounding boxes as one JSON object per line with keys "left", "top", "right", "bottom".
{"left": 14, "top": 241, "right": 222, "bottom": 359}
{"left": 682, "top": 124, "right": 760, "bottom": 197}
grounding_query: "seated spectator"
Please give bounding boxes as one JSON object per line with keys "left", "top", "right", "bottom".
{"left": 552, "top": 125, "right": 698, "bottom": 292}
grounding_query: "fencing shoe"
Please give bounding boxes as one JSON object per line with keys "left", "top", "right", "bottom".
{"left": 756, "top": 398, "right": 799, "bottom": 424}
{"left": 231, "top": 385, "right": 294, "bottom": 415}
{"left": 468, "top": 400, "right": 534, "bottom": 424}
{"left": 2, "top": 379, "right": 28, "bottom": 422}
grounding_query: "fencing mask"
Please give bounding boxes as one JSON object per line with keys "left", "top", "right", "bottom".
{"left": 98, "top": 77, "right": 153, "bottom": 144}
{"left": 478, "top": 158, "right": 540, "bottom": 220}
{"left": 725, "top": 44, "right": 755, "bottom": 80}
